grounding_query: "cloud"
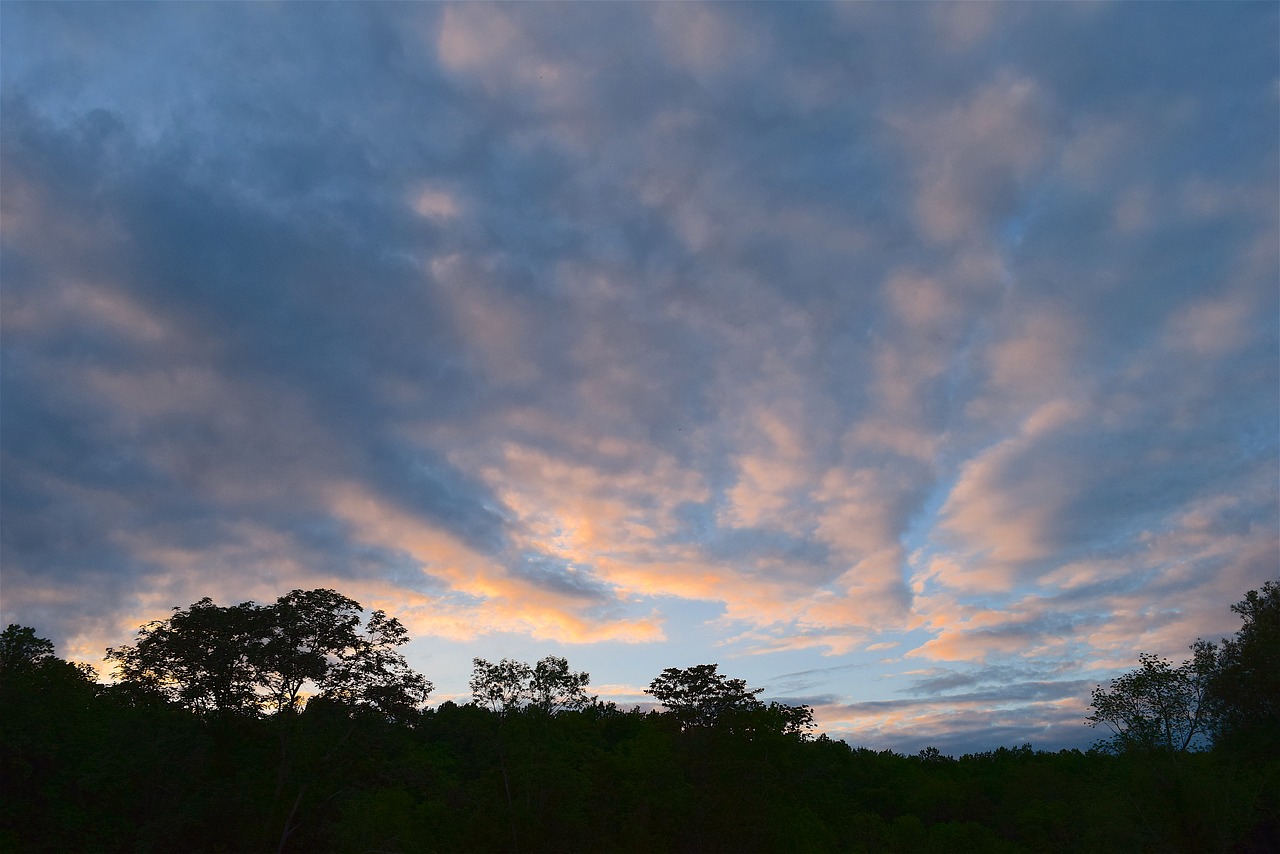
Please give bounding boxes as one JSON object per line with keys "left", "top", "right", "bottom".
{"left": 651, "top": 4, "right": 769, "bottom": 81}
{"left": 1, "top": 3, "right": 1275, "bottom": 750}
{"left": 825, "top": 693, "right": 1093, "bottom": 756}
{"left": 889, "top": 71, "right": 1058, "bottom": 243}
{"left": 412, "top": 186, "right": 459, "bottom": 222}
{"left": 929, "top": 3, "right": 1001, "bottom": 54}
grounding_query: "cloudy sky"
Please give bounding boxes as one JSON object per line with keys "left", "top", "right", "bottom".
{"left": 2, "top": 2, "right": 1276, "bottom": 754}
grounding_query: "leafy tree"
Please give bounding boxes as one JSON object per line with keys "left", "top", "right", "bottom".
{"left": 1086, "top": 641, "right": 1218, "bottom": 754}
{"left": 260, "top": 588, "right": 364, "bottom": 713}
{"left": 0, "top": 624, "right": 55, "bottom": 673}
{"left": 106, "top": 589, "right": 431, "bottom": 718}
{"left": 646, "top": 663, "right": 764, "bottom": 729}
{"left": 106, "top": 597, "right": 265, "bottom": 715}
{"left": 530, "top": 655, "right": 594, "bottom": 714}
{"left": 321, "top": 609, "right": 433, "bottom": 722}
{"left": 0, "top": 624, "right": 97, "bottom": 689}
{"left": 470, "top": 658, "right": 534, "bottom": 714}
{"left": 1209, "top": 580, "right": 1279, "bottom": 749}
{"left": 770, "top": 701, "right": 817, "bottom": 737}
{"left": 469, "top": 655, "right": 593, "bottom": 714}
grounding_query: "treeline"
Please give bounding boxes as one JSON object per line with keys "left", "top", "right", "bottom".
{"left": 1, "top": 584, "right": 1275, "bottom": 853}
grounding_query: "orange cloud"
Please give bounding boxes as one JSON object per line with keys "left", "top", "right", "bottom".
{"left": 327, "top": 480, "right": 665, "bottom": 645}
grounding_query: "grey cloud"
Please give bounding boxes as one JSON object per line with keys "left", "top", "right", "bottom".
{"left": 766, "top": 663, "right": 871, "bottom": 696}
{"left": 841, "top": 714, "right": 1093, "bottom": 758}
{"left": 943, "top": 376, "right": 1278, "bottom": 577}
{"left": 772, "top": 662, "right": 869, "bottom": 683}
{"left": 700, "top": 526, "right": 832, "bottom": 578}
{"left": 1, "top": 90, "right": 506, "bottom": 621}
{"left": 509, "top": 554, "right": 614, "bottom": 604}
{"left": 838, "top": 679, "right": 1090, "bottom": 715}
{"left": 766, "top": 693, "right": 843, "bottom": 709}
{"left": 827, "top": 680, "right": 1096, "bottom": 754}
{"left": 1, "top": 2, "right": 1275, "bottom": 748}
{"left": 903, "top": 670, "right": 989, "bottom": 696}
{"left": 901, "top": 664, "right": 1077, "bottom": 698}
{"left": 362, "top": 440, "right": 510, "bottom": 555}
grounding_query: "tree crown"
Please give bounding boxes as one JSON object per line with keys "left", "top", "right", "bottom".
{"left": 105, "top": 589, "right": 431, "bottom": 719}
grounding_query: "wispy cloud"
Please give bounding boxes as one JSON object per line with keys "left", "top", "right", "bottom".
{"left": 2, "top": 2, "right": 1275, "bottom": 753}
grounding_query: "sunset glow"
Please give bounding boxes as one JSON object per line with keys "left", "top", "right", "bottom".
{"left": 2, "top": 2, "right": 1276, "bottom": 754}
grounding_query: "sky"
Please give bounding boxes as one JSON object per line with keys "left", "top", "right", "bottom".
{"left": 1, "top": 2, "right": 1276, "bottom": 755}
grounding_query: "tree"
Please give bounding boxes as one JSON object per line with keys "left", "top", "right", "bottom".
{"left": 469, "top": 655, "right": 593, "bottom": 714}
{"left": 1086, "top": 641, "right": 1218, "bottom": 754}
{"left": 106, "top": 598, "right": 265, "bottom": 715}
{"left": 737, "top": 700, "right": 816, "bottom": 739}
{"left": 260, "top": 588, "right": 364, "bottom": 714}
{"left": 1208, "top": 580, "right": 1279, "bottom": 750}
{"left": 646, "top": 664, "right": 764, "bottom": 729}
{"left": 529, "top": 655, "right": 594, "bottom": 714}
{"left": 470, "top": 658, "right": 533, "bottom": 714}
{"left": 0, "top": 624, "right": 55, "bottom": 673}
{"left": 106, "top": 589, "right": 432, "bottom": 718}
{"left": 321, "top": 609, "right": 433, "bottom": 722}
{"left": 0, "top": 624, "right": 97, "bottom": 690}
{"left": 1088, "top": 581, "right": 1280, "bottom": 757}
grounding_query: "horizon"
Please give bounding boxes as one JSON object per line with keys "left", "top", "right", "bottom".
{"left": 2, "top": 2, "right": 1277, "bottom": 756}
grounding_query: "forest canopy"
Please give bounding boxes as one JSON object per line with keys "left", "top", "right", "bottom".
{"left": 1, "top": 583, "right": 1276, "bottom": 853}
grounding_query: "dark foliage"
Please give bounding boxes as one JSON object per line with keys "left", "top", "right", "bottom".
{"left": 2, "top": 583, "right": 1276, "bottom": 853}
{"left": 104, "top": 589, "right": 433, "bottom": 720}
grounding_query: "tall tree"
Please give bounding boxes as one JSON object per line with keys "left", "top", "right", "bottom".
{"left": 1209, "top": 580, "right": 1279, "bottom": 750}
{"left": 529, "top": 655, "right": 594, "bottom": 714}
{"left": 0, "top": 624, "right": 55, "bottom": 673}
{"left": 106, "top": 589, "right": 431, "bottom": 718}
{"left": 469, "top": 655, "right": 594, "bottom": 714}
{"left": 1086, "top": 641, "right": 1218, "bottom": 754}
{"left": 0, "top": 624, "right": 97, "bottom": 689}
{"left": 320, "top": 609, "right": 433, "bottom": 722}
{"left": 470, "top": 658, "right": 533, "bottom": 714}
{"left": 646, "top": 664, "right": 764, "bottom": 729}
{"left": 260, "top": 588, "right": 364, "bottom": 714}
{"left": 107, "top": 598, "right": 265, "bottom": 715}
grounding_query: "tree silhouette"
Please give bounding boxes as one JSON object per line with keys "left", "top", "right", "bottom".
{"left": 646, "top": 663, "right": 764, "bottom": 729}
{"left": 321, "top": 608, "right": 433, "bottom": 722}
{"left": 1086, "top": 642, "right": 1218, "bottom": 754}
{"left": 106, "top": 597, "right": 264, "bottom": 715}
{"left": 3, "top": 585, "right": 1277, "bottom": 853}
{"left": 530, "top": 655, "right": 594, "bottom": 714}
{"left": 106, "top": 589, "right": 431, "bottom": 718}
{"left": 469, "top": 655, "right": 593, "bottom": 714}
{"left": 470, "top": 658, "right": 534, "bottom": 714}
{"left": 0, "top": 624, "right": 56, "bottom": 673}
{"left": 0, "top": 623, "right": 97, "bottom": 690}
{"left": 1208, "top": 580, "right": 1279, "bottom": 752}
{"left": 261, "top": 588, "right": 364, "bottom": 714}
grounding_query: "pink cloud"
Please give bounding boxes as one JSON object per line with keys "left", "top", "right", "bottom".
{"left": 431, "top": 253, "right": 542, "bottom": 387}
{"left": 888, "top": 71, "right": 1057, "bottom": 243}
{"left": 651, "top": 4, "right": 769, "bottom": 80}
